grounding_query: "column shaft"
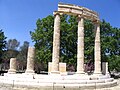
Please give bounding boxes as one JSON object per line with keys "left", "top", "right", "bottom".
{"left": 102, "top": 62, "right": 109, "bottom": 75}
{"left": 94, "top": 23, "right": 102, "bottom": 74}
{"left": 25, "top": 47, "right": 35, "bottom": 74}
{"left": 51, "top": 13, "right": 60, "bottom": 73}
{"left": 8, "top": 58, "right": 16, "bottom": 74}
{"left": 76, "top": 17, "right": 85, "bottom": 74}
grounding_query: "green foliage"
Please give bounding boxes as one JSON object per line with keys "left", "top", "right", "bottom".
{"left": 2, "top": 39, "right": 29, "bottom": 71}
{"left": 17, "top": 41, "right": 29, "bottom": 61}
{"left": 2, "top": 39, "right": 20, "bottom": 60}
{"left": 108, "top": 55, "right": 120, "bottom": 72}
{"left": 0, "top": 29, "right": 6, "bottom": 60}
{"left": 84, "top": 20, "right": 94, "bottom": 62}
{"left": 31, "top": 15, "right": 120, "bottom": 72}
{"left": 101, "top": 20, "right": 120, "bottom": 72}
{"left": 2, "top": 50, "right": 19, "bottom": 60}
{"left": 60, "top": 15, "right": 77, "bottom": 65}
{"left": 30, "top": 15, "right": 54, "bottom": 70}
{"left": 6, "top": 39, "right": 20, "bottom": 50}
{"left": 16, "top": 41, "right": 29, "bottom": 71}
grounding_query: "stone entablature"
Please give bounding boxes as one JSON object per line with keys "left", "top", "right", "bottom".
{"left": 58, "top": 3, "right": 99, "bottom": 21}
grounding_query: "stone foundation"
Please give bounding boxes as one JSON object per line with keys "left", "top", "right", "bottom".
{"left": 0, "top": 74, "right": 117, "bottom": 90}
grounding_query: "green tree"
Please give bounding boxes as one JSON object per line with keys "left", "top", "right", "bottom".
{"left": 60, "top": 15, "right": 77, "bottom": 65}
{"left": 16, "top": 41, "right": 29, "bottom": 71}
{"left": 6, "top": 39, "right": 20, "bottom": 50}
{"left": 0, "top": 29, "right": 6, "bottom": 61}
{"left": 101, "top": 20, "right": 120, "bottom": 72}
{"left": 84, "top": 20, "right": 94, "bottom": 62}
{"left": 17, "top": 41, "right": 29, "bottom": 61}
{"left": 2, "top": 39, "right": 20, "bottom": 60}
{"left": 30, "top": 15, "right": 95, "bottom": 71}
{"left": 30, "top": 15, "right": 54, "bottom": 70}
{"left": 31, "top": 15, "right": 120, "bottom": 72}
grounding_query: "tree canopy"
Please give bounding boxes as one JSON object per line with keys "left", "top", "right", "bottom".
{"left": 1, "top": 38, "right": 29, "bottom": 71}
{"left": 101, "top": 20, "right": 120, "bottom": 71}
{"left": 6, "top": 39, "right": 20, "bottom": 50}
{"left": 30, "top": 15, "right": 120, "bottom": 72}
{"left": 0, "top": 29, "right": 6, "bottom": 61}
{"left": 2, "top": 39, "right": 20, "bottom": 60}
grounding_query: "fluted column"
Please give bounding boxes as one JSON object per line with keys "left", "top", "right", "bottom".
{"left": 8, "top": 58, "right": 16, "bottom": 74}
{"left": 76, "top": 15, "right": 85, "bottom": 74}
{"left": 94, "top": 21, "right": 102, "bottom": 74}
{"left": 51, "top": 12, "right": 61, "bottom": 74}
{"left": 25, "top": 47, "right": 35, "bottom": 74}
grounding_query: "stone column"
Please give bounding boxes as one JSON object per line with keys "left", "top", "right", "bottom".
{"left": 8, "top": 58, "right": 16, "bottom": 74}
{"left": 94, "top": 21, "right": 102, "bottom": 74}
{"left": 25, "top": 47, "right": 35, "bottom": 74}
{"left": 51, "top": 12, "right": 61, "bottom": 74}
{"left": 48, "top": 62, "right": 52, "bottom": 74}
{"left": 102, "top": 62, "right": 110, "bottom": 76}
{"left": 76, "top": 15, "right": 85, "bottom": 74}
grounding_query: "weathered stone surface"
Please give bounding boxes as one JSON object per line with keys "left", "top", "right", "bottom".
{"left": 0, "top": 74, "right": 118, "bottom": 90}
{"left": 76, "top": 16, "right": 85, "bottom": 74}
{"left": 0, "top": 3, "right": 117, "bottom": 90}
{"left": 59, "top": 63, "right": 66, "bottom": 74}
{"left": 8, "top": 58, "right": 16, "bottom": 74}
{"left": 58, "top": 3, "right": 99, "bottom": 21}
{"left": 51, "top": 13, "right": 61, "bottom": 74}
{"left": 94, "top": 23, "right": 102, "bottom": 75}
{"left": 102, "top": 62, "right": 110, "bottom": 75}
{"left": 48, "top": 62, "right": 52, "bottom": 74}
{"left": 25, "top": 47, "right": 35, "bottom": 74}
{"left": 52, "top": 3, "right": 101, "bottom": 75}
{"left": 49, "top": 62, "right": 67, "bottom": 75}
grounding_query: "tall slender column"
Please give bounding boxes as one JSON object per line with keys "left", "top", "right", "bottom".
{"left": 51, "top": 12, "right": 61, "bottom": 74}
{"left": 25, "top": 47, "right": 35, "bottom": 74}
{"left": 8, "top": 58, "right": 16, "bottom": 74}
{"left": 76, "top": 15, "right": 85, "bottom": 74}
{"left": 94, "top": 21, "right": 102, "bottom": 74}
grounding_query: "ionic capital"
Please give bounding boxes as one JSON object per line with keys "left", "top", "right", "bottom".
{"left": 53, "top": 11, "right": 63, "bottom": 16}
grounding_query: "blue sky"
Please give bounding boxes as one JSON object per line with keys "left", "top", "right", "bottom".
{"left": 0, "top": 0, "right": 120, "bottom": 46}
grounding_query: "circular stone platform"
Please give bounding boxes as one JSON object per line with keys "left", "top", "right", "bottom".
{"left": 0, "top": 73, "right": 117, "bottom": 90}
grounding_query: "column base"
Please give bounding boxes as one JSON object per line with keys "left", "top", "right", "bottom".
{"left": 105, "top": 73, "right": 110, "bottom": 78}
{"left": 8, "top": 69, "right": 16, "bottom": 74}
{"left": 60, "top": 72, "right": 67, "bottom": 76}
{"left": 93, "top": 71, "right": 102, "bottom": 77}
{"left": 50, "top": 71, "right": 60, "bottom": 75}
{"left": 25, "top": 70, "right": 35, "bottom": 74}
{"left": 76, "top": 71, "right": 85, "bottom": 75}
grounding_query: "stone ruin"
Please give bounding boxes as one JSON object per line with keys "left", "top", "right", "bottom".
{"left": 50, "top": 3, "right": 101, "bottom": 75}
{"left": 0, "top": 3, "right": 117, "bottom": 90}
